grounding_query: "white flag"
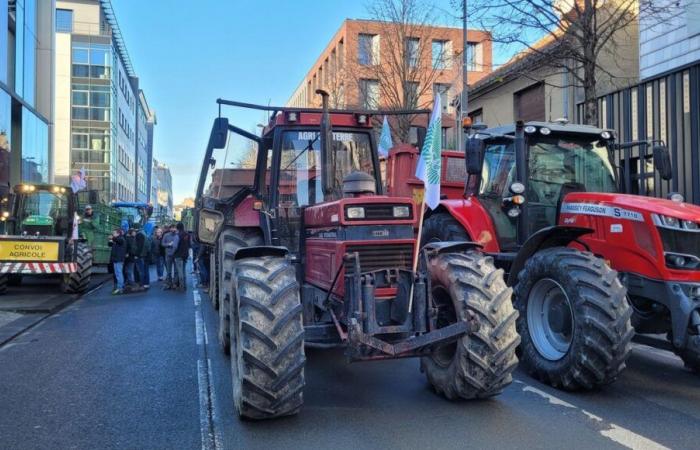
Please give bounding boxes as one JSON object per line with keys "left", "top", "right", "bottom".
{"left": 415, "top": 96, "right": 442, "bottom": 209}
{"left": 378, "top": 115, "right": 393, "bottom": 158}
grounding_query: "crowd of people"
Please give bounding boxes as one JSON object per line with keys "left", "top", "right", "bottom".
{"left": 108, "top": 222, "right": 210, "bottom": 295}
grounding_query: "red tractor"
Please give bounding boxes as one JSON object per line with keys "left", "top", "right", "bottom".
{"left": 194, "top": 91, "right": 520, "bottom": 420}
{"left": 390, "top": 120, "right": 700, "bottom": 390}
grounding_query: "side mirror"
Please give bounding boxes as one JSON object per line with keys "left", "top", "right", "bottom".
{"left": 653, "top": 145, "right": 672, "bottom": 180}
{"left": 211, "top": 117, "right": 230, "bottom": 149}
{"left": 466, "top": 138, "right": 484, "bottom": 175}
{"left": 195, "top": 208, "right": 224, "bottom": 245}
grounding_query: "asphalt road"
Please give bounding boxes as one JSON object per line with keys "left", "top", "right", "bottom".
{"left": 1, "top": 269, "right": 699, "bottom": 450}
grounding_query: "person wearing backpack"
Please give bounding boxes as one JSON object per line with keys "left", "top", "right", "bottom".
{"left": 174, "top": 222, "right": 190, "bottom": 292}
{"left": 135, "top": 228, "right": 151, "bottom": 289}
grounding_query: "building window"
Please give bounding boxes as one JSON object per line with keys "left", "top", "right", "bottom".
{"left": 469, "top": 108, "right": 484, "bottom": 124}
{"left": 21, "top": 107, "right": 49, "bottom": 184}
{"left": 466, "top": 42, "right": 481, "bottom": 71}
{"left": 56, "top": 9, "right": 73, "bottom": 33}
{"left": 433, "top": 83, "right": 450, "bottom": 112}
{"left": 432, "top": 40, "right": 451, "bottom": 69}
{"left": 358, "top": 34, "right": 379, "bottom": 66}
{"left": 72, "top": 43, "right": 111, "bottom": 80}
{"left": 405, "top": 38, "right": 420, "bottom": 68}
{"left": 359, "top": 79, "right": 380, "bottom": 109}
{"left": 405, "top": 82, "right": 419, "bottom": 108}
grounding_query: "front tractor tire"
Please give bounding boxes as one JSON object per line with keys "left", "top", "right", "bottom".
{"left": 514, "top": 247, "right": 633, "bottom": 390}
{"left": 217, "top": 228, "right": 263, "bottom": 355}
{"left": 63, "top": 242, "right": 93, "bottom": 294}
{"left": 421, "top": 251, "right": 520, "bottom": 399}
{"left": 229, "top": 256, "right": 305, "bottom": 420}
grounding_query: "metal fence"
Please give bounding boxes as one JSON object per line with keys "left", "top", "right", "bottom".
{"left": 577, "top": 63, "right": 700, "bottom": 204}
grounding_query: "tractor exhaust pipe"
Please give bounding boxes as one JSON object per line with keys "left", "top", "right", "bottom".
{"left": 317, "top": 89, "right": 334, "bottom": 196}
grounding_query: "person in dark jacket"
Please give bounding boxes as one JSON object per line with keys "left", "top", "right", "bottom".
{"left": 124, "top": 229, "right": 137, "bottom": 288}
{"left": 108, "top": 228, "right": 126, "bottom": 294}
{"left": 151, "top": 227, "right": 164, "bottom": 281}
{"left": 174, "top": 222, "right": 190, "bottom": 292}
{"left": 135, "top": 228, "right": 150, "bottom": 289}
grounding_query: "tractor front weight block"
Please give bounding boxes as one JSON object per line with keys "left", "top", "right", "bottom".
{"left": 342, "top": 253, "right": 477, "bottom": 362}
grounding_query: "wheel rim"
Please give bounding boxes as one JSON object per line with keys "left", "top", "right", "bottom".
{"left": 431, "top": 286, "right": 458, "bottom": 368}
{"left": 527, "top": 278, "right": 574, "bottom": 361}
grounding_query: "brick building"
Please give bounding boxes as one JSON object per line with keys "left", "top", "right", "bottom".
{"left": 287, "top": 19, "right": 492, "bottom": 147}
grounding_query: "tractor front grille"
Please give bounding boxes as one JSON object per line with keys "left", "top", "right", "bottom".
{"left": 344, "top": 243, "right": 414, "bottom": 276}
{"left": 345, "top": 204, "right": 412, "bottom": 221}
{"left": 658, "top": 228, "right": 700, "bottom": 260}
{"left": 22, "top": 225, "right": 52, "bottom": 236}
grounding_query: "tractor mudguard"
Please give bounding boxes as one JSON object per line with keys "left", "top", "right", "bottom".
{"left": 507, "top": 225, "right": 593, "bottom": 285}
{"left": 233, "top": 245, "right": 288, "bottom": 261}
{"left": 422, "top": 241, "right": 482, "bottom": 255}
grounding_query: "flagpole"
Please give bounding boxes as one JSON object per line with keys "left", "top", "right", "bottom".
{"left": 408, "top": 191, "right": 426, "bottom": 313}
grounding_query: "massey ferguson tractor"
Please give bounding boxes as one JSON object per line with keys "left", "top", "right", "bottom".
{"left": 194, "top": 91, "right": 520, "bottom": 420}
{"left": 0, "top": 183, "right": 93, "bottom": 294}
{"left": 389, "top": 120, "right": 700, "bottom": 390}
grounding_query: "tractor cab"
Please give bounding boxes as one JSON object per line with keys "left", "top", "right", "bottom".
{"left": 111, "top": 202, "right": 152, "bottom": 232}
{"left": 9, "top": 184, "right": 75, "bottom": 237}
{"left": 464, "top": 121, "right": 673, "bottom": 251}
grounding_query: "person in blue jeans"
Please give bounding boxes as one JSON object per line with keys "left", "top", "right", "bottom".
{"left": 108, "top": 228, "right": 126, "bottom": 294}
{"left": 151, "top": 227, "right": 164, "bottom": 281}
{"left": 135, "top": 228, "right": 151, "bottom": 289}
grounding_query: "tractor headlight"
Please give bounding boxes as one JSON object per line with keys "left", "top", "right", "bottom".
{"left": 601, "top": 131, "right": 612, "bottom": 139}
{"left": 524, "top": 125, "right": 537, "bottom": 134}
{"left": 393, "top": 206, "right": 410, "bottom": 218}
{"left": 652, "top": 214, "right": 681, "bottom": 229}
{"left": 539, "top": 127, "right": 551, "bottom": 135}
{"left": 683, "top": 220, "right": 700, "bottom": 231}
{"left": 346, "top": 207, "right": 365, "bottom": 219}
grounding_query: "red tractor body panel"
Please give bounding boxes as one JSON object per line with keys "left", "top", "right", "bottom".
{"left": 386, "top": 145, "right": 465, "bottom": 202}
{"left": 559, "top": 192, "right": 700, "bottom": 283}
{"left": 232, "top": 196, "right": 261, "bottom": 227}
{"left": 304, "top": 196, "right": 417, "bottom": 297}
{"left": 432, "top": 199, "right": 502, "bottom": 253}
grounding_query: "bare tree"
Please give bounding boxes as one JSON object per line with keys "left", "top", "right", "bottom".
{"left": 465, "top": 0, "right": 670, "bottom": 125}
{"left": 355, "top": 0, "right": 455, "bottom": 142}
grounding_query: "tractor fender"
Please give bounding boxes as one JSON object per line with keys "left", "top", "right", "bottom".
{"left": 507, "top": 226, "right": 594, "bottom": 285}
{"left": 425, "top": 198, "right": 500, "bottom": 252}
{"left": 234, "top": 245, "right": 288, "bottom": 261}
{"left": 422, "top": 241, "right": 482, "bottom": 255}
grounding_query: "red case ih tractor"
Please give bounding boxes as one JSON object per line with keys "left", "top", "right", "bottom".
{"left": 389, "top": 120, "right": 700, "bottom": 390}
{"left": 194, "top": 91, "right": 520, "bottom": 420}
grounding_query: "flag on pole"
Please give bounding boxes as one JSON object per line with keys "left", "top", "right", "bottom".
{"left": 378, "top": 115, "right": 393, "bottom": 158}
{"left": 415, "top": 95, "right": 442, "bottom": 209}
{"left": 70, "top": 167, "right": 87, "bottom": 193}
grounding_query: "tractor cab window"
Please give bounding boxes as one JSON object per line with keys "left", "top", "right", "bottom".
{"left": 479, "top": 142, "right": 518, "bottom": 250}
{"left": 19, "top": 190, "right": 70, "bottom": 236}
{"left": 273, "top": 130, "right": 375, "bottom": 252}
{"left": 527, "top": 136, "right": 617, "bottom": 235}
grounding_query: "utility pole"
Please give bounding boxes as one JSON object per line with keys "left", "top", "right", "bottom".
{"left": 458, "top": 0, "right": 468, "bottom": 152}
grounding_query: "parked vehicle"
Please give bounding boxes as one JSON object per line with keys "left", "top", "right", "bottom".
{"left": 0, "top": 184, "right": 92, "bottom": 293}
{"left": 194, "top": 91, "right": 520, "bottom": 420}
{"left": 388, "top": 120, "right": 700, "bottom": 389}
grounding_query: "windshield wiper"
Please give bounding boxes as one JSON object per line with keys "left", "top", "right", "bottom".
{"left": 282, "top": 136, "right": 320, "bottom": 172}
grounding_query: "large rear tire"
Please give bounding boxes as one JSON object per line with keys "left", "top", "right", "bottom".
{"left": 217, "top": 228, "right": 263, "bottom": 355}
{"left": 63, "top": 242, "right": 93, "bottom": 294}
{"left": 422, "top": 213, "right": 470, "bottom": 244}
{"left": 514, "top": 247, "right": 633, "bottom": 390}
{"left": 230, "top": 256, "right": 305, "bottom": 420}
{"left": 421, "top": 251, "right": 520, "bottom": 399}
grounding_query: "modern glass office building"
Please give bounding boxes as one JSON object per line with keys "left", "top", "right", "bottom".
{"left": 0, "top": 0, "right": 55, "bottom": 194}
{"left": 54, "top": 0, "right": 152, "bottom": 203}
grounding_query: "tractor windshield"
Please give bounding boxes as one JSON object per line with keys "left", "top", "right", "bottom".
{"left": 277, "top": 130, "right": 375, "bottom": 206}
{"left": 526, "top": 135, "right": 617, "bottom": 234}
{"left": 21, "top": 191, "right": 69, "bottom": 220}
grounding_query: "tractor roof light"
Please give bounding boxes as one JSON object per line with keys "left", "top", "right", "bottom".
{"left": 356, "top": 113, "right": 369, "bottom": 125}
{"left": 2, "top": 211, "right": 8, "bottom": 218}
{"left": 668, "top": 192, "right": 684, "bottom": 203}
{"left": 601, "top": 131, "right": 612, "bottom": 139}
{"left": 539, "top": 127, "right": 551, "bottom": 135}
{"left": 286, "top": 111, "right": 299, "bottom": 123}
{"left": 511, "top": 195, "right": 526, "bottom": 205}
{"left": 524, "top": 125, "right": 537, "bottom": 134}
{"left": 510, "top": 182, "right": 525, "bottom": 194}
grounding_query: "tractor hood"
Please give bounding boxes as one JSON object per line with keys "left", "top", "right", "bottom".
{"left": 22, "top": 215, "right": 54, "bottom": 227}
{"left": 562, "top": 192, "right": 700, "bottom": 222}
{"left": 305, "top": 196, "right": 416, "bottom": 228}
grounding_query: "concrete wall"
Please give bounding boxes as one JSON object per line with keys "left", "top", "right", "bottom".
{"left": 53, "top": 32, "right": 71, "bottom": 185}
{"left": 640, "top": 0, "right": 700, "bottom": 79}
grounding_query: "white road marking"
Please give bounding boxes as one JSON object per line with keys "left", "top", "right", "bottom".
{"left": 197, "top": 359, "right": 217, "bottom": 450}
{"left": 516, "top": 379, "right": 670, "bottom": 450}
{"left": 193, "top": 289, "right": 201, "bottom": 306}
{"left": 207, "top": 357, "right": 223, "bottom": 449}
{"left": 195, "top": 309, "right": 205, "bottom": 346}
